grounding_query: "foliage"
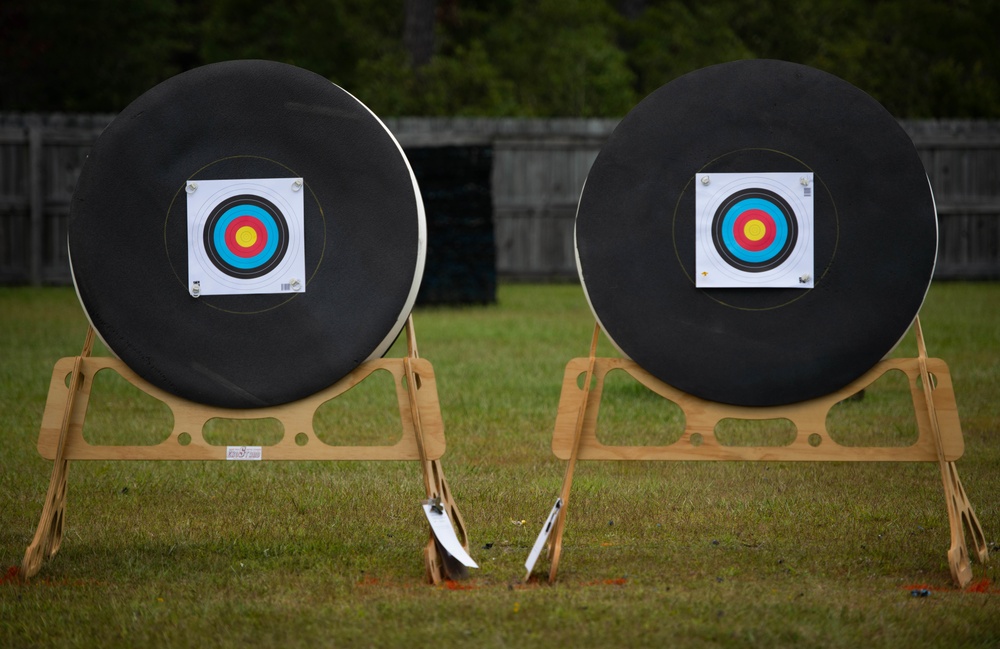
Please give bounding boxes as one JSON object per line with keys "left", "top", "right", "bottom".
{"left": 474, "top": 0, "right": 636, "bottom": 117}
{"left": 1, "top": 0, "right": 998, "bottom": 116}
{"left": 355, "top": 42, "right": 521, "bottom": 116}
{"left": 617, "top": 1, "right": 751, "bottom": 98}
{"left": 0, "top": 0, "right": 184, "bottom": 111}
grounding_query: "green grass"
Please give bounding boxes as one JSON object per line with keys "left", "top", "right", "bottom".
{"left": 1, "top": 282, "right": 999, "bottom": 648}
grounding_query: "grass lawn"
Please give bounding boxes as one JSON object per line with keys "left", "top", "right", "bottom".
{"left": 1, "top": 282, "right": 998, "bottom": 648}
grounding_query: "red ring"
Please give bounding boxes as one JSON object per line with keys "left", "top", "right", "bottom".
{"left": 733, "top": 209, "right": 776, "bottom": 252}
{"left": 224, "top": 215, "right": 268, "bottom": 257}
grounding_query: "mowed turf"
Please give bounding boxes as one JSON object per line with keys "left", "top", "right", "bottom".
{"left": 1, "top": 283, "right": 998, "bottom": 648}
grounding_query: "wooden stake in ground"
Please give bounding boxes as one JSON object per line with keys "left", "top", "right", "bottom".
{"left": 20, "top": 327, "right": 94, "bottom": 580}
{"left": 914, "top": 318, "right": 988, "bottom": 585}
{"left": 545, "top": 322, "right": 600, "bottom": 583}
{"left": 404, "top": 316, "right": 471, "bottom": 583}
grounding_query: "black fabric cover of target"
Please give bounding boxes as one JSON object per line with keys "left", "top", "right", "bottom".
{"left": 69, "top": 60, "right": 424, "bottom": 409}
{"left": 575, "top": 60, "right": 938, "bottom": 407}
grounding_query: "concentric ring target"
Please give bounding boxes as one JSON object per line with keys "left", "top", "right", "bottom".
{"left": 204, "top": 194, "right": 289, "bottom": 279}
{"left": 185, "top": 177, "right": 306, "bottom": 296}
{"left": 713, "top": 188, "right": 796, "bottom": 272}
{"left": 695, "top": 172, "right": 814, "bottom": 288}
{"left": 68, "top": 60, "right": 426, "bottom": 409}
{"left": 575, "top": 60, "right": 938, "bottom": 406}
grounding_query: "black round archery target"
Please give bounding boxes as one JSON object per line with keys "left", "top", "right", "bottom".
{"left": 69, "top": 60, "right": 425, "bottom": 409}
{"left": 575, "top": 60, "right": 937, "bottom": 407}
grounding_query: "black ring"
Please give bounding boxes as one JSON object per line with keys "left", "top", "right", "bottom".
{"left": 202, "top": 194, "right": 289, "bottom": 279}
{"left": 711, "top": 187, "right": 797, "bottom": 273}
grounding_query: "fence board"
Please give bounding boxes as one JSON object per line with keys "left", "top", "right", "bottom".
{"left": 0, "top": 115, "right": 997, "bottom": 283}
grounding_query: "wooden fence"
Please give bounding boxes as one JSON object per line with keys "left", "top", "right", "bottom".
{"left": 1, "top": 115, "right": 998, "bottom": 284}
{"left": 0, "top": 114, "right": 113, "bottom": 284}
{"left": 906, "top": 121, "right": 1000, "bottom": 279}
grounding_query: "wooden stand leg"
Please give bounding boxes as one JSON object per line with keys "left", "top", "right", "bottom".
{"left": 19, "top": 458, "right": 70, "bottom": 580}
{"left": 422, "top": 460, "right": 470, "bottom": 584}
{"left": 403, "top": 317, "right": 469, "bottom": 584}
{"left": 20, "top": 327, "right": 95, "bottom": 581}
{"left": 941, "top": 461, "right": 989, "bottom": 579}
{"left": 915, "top": 317, "right": 989, "bottom": 587}
{"left": 546, "top": 323, "right": 601, "bottom": 583}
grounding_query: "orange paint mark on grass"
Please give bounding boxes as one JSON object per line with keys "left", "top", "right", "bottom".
{"left": 1, "top": 566, "right": 20, "bottom": 585}
{"left": 901, "top": 579, "right": 998, "bottom": 595}
{"left": 582, "top": 577, "right": 628, "bottom": 587}
{"left": 2, "top": 567, "right": 106, "bottom": 588}
{"left": 964, "top": 578, "right": 998, "bottom": 594}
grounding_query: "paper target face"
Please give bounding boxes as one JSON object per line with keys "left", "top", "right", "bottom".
{"left": 695, "top": 172, "right": 814, "bottom": 288}
{"left": 187, "top": 178, "right": 306, "bottom": 296}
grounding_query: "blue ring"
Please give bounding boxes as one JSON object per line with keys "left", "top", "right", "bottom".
{"left": 719, "top": 198, "right": 788, "bottom": 263}
{"left": 211, "top": 204, "right": 280, "bottom": 270}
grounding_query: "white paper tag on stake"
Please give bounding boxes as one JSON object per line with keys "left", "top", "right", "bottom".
{"left": 524, "top": 498, "right": 563, "bottom": 575}
{"left": 422, "top": 503, "right": 478, "bottom": 569}
{"left": 226, "top": 446, "right": 262, "bottom": 461}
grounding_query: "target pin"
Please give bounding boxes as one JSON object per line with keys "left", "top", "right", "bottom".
{"left": 186, "top": 182, "right": 198, "bottom": 194}
{"left": 701, "top": 176, "right": 711, "bottom": 186}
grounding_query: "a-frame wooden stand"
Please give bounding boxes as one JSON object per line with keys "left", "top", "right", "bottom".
{"left": 19, "top": 316, "right": 469, "bottom": 585}
{"left": 534, "top": 317, "right": 988, "bottom": 587}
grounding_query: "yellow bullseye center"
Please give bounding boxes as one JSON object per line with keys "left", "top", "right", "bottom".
{"left": 235, "top": 226, "right": 258, "bottom": 248}
{"left": 743, "top": 219, "right": 766, "bottom": 241}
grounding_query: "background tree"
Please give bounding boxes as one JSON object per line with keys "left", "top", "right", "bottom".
{"left": 0, "top": 0, "right": 184, "bottom": 111}
{"left": 404, "top": 0, "right": 437, "bottom": 68}
{"left": 617, "top": 1, "right": 751, "bottom": 98}
{"left": 0, "top": 0, "right": 997, "bottom": 117}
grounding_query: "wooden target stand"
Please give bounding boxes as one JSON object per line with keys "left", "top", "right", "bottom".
{"left": 19, "top": 316, "right": 469, "bottom": 585}
{"left": 532, "top": 318, "right": 988, "bottom": 587}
